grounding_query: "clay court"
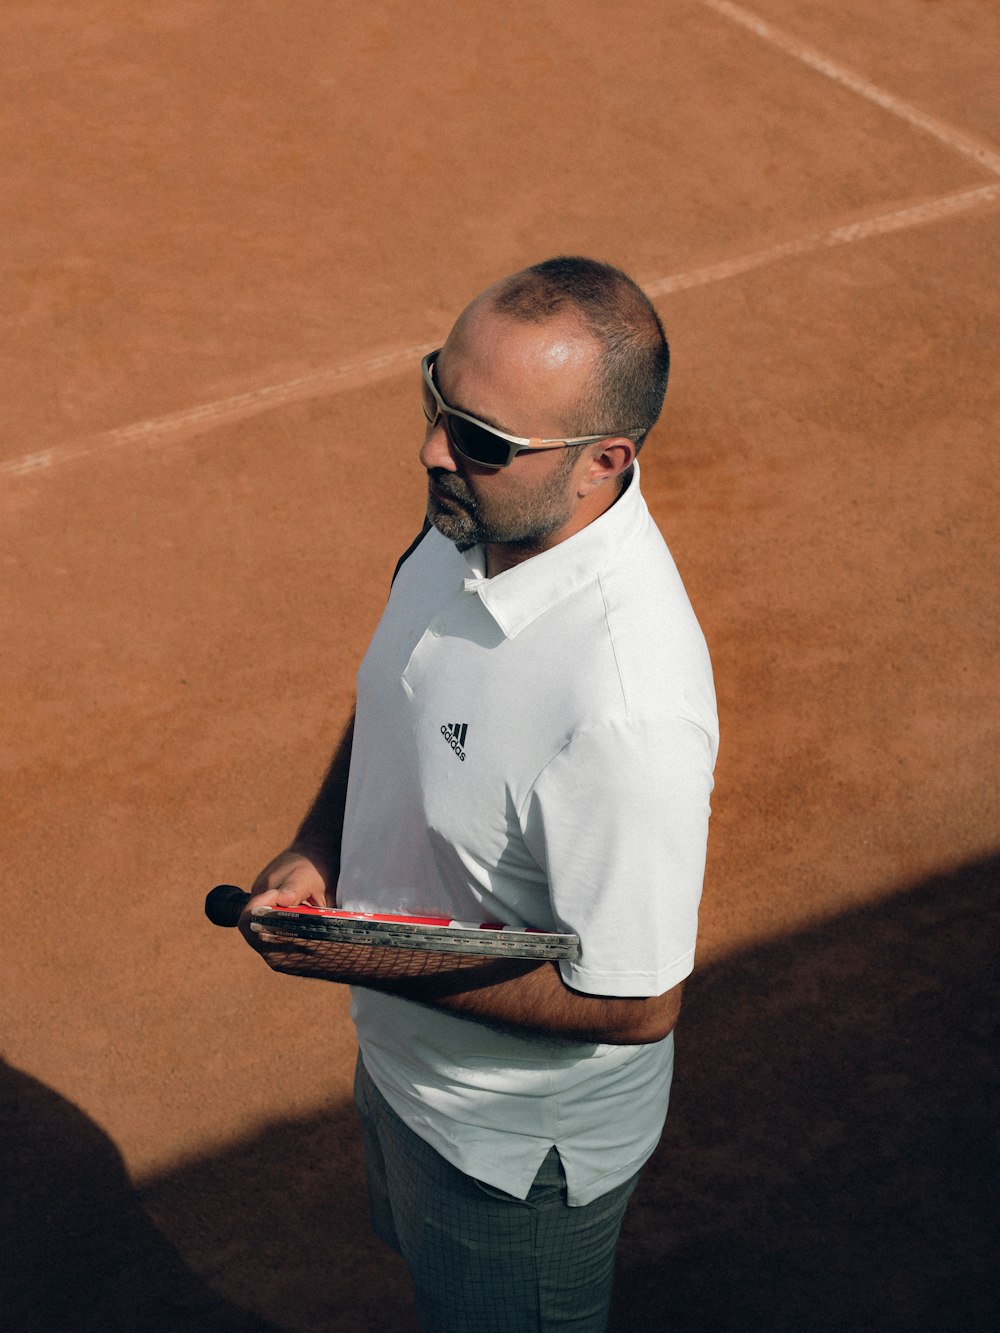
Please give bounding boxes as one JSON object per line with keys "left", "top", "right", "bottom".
{"left": 2, "top": 2, "right": 998, "bottom": 1329}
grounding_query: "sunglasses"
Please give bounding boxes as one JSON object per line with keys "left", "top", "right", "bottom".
{"left": 421, "top": 349, "right": 641, "bottom": 469}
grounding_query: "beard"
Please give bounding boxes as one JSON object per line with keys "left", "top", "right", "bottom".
{"left": 425, "top": 457, "right": 578, "bottom": 554}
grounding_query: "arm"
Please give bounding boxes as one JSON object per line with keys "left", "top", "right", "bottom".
{"left": 239, "top": 914, "right": 683, "bottom": 1045}
{"left": 419, "top": 957, "right": 683, "bottom": 1045}
{"left": 248, "top": 710, "right": 355, "bottom": 908}
{"left": 243, "top": 709, "right": 702, "bottom": 1044}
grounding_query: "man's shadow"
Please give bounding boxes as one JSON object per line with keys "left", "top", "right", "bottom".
{"left": 0, "top": 1059, "right": 277, "bottom": 1331}
{"left": 143, "top": 851, "right": 997, "bottom": 1333}
{"left": 612, "top": 851, "right": 1000, "bottom": 1332}
{"left": 5, "top": 852, "right": 997, "bottom": 1332}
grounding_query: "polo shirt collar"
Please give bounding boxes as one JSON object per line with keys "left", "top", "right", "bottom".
{"left": 459, "top": 463, "right": 645, "bottom": 639}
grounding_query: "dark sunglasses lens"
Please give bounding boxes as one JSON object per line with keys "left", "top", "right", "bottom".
{"left": 447, "top": 415, "right": 510, "bottom": 467}
{"left": 422, "top": 358, "right": 510, "bottom": 466}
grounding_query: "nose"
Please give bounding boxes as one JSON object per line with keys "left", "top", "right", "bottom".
{"left": 419, "top": 416, "right": 459, "bottom": 472}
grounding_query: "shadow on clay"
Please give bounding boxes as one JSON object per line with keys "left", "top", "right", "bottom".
{"left": 5, "top": 852, "right": 996, "bottom": 1332}
{"left": 0, "top": 1058, "right": 277, "bottom": 1332}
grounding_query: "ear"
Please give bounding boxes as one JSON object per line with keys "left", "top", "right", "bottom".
{"left": 577, "top": 437, "right": 637, "bottom": 495}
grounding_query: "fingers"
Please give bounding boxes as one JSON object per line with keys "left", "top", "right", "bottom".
{"left": 238, "top": 847, "right": 332, "bottom": 953}
{"left": 237, "top": 887, "right": 277, "bottom": 947}
{"left": 249, "top": 848, "right": 331, "bottom": 907}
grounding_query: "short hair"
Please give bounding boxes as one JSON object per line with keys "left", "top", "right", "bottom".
{"left": 490, "top": 256, "right": 670, "bottom": 448}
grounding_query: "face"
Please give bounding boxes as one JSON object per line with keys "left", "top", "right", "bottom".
{"left": 425, "top": 438, "right": 584, "bottom": 551}
{"left": 420, "top": 300, "right": 600, "bottom": 557}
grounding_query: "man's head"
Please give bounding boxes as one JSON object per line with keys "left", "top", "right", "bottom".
{"left": 488, "top": 257, "right": 669, "bottom": 448}
{"left": 420, "top": 257, "right": 669, "bottom": 572}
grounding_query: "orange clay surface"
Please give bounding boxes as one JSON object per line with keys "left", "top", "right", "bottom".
{"left": 2, "top": 3, "right": 998, "bottom": 1329}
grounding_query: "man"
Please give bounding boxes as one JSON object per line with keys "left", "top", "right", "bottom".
{"left": 240, "top": 257, "right": 718, "bottom": 1331}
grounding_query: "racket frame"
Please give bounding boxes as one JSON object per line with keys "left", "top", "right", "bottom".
{"left": 251, "top": 902, "right": 581, "bottom": 961}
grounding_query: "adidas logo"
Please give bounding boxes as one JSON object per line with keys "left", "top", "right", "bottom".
{"left": 440, "top": 722, "right": 468, "bottom": 762}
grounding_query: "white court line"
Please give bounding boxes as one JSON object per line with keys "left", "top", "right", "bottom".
{"left": 2, "top": 343, "right": 436, "bottom": 478}
{"left": 3, "top": 183, "right": 999, "bottom": 481}
{"left": 645, "top": 182, "right": 1000, "bottom": 296}
{"left": 698, "top": 0, "right": 1000, "bottom": 177}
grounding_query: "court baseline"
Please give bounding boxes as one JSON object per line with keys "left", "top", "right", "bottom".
{"left": 3, "top": 183, "right": 998, "bottom": 482}
{"left": 5, "top": 5, "right": 999, "bottom": 483}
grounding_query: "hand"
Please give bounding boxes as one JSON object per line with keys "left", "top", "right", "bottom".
{"left": 238, "top": 846, "right": 333, "bottom": 948}
{"left": 250, "top": 845, "right": 332, "bottom": 905}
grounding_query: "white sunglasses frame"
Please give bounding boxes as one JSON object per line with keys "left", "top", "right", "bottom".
{"left": 421, "top": 349, "right": 642, "bottom": 469}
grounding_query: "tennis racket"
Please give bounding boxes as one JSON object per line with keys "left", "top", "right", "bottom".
{"left": 205, "top": 885, "right": 580, "bottom": 961}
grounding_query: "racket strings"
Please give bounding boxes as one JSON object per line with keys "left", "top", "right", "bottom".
{"left": 252, "top": 929, "right": 538, "bottom": 989}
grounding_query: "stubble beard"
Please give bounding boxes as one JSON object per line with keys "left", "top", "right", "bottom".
{"left": 426, "top": 457, "right": 578, "bottom": 555}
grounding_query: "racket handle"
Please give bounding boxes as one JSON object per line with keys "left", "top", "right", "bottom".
{"left": 205, "top": 884, "right": 250, "bottom": 927}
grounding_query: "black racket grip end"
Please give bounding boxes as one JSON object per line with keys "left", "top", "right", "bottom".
{"left": 206, "top": 884, "right": 251, "bottom": 927}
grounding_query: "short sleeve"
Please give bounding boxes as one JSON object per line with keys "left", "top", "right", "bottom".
{"left": 520, "top": 714, "right": 716, "bottom": 997}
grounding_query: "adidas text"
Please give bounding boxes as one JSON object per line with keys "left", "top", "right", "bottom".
{"left": 441, "top": 723, "right": 468, "bottom": 762}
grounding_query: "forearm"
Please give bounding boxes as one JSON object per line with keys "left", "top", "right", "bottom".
{"left": 422, "top": 960, "right": 682, "bottom": 1045}
{"left": 250, "top": 927, "right": 681, "bottom": 1044}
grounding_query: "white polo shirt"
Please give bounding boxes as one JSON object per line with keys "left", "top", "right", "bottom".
{"left": 339, "top": 466, "right": 718, "bottom": 1205}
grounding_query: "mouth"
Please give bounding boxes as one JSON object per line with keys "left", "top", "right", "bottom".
{"left": 428, "top": 476, "right": 470, "bottom": 509}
